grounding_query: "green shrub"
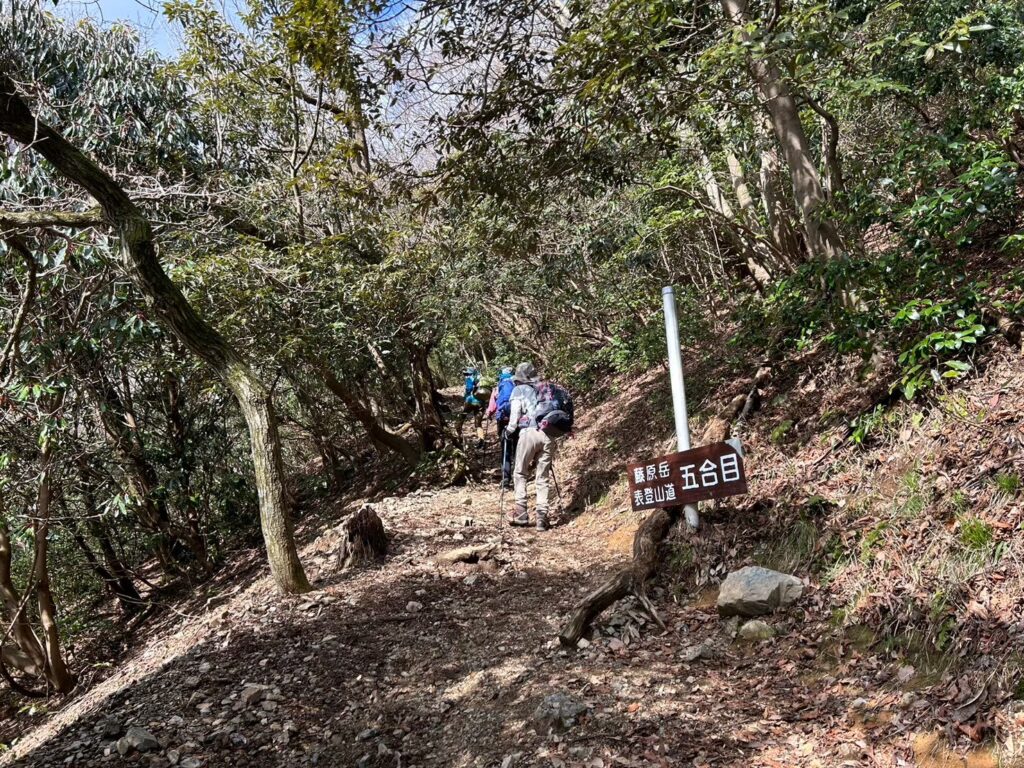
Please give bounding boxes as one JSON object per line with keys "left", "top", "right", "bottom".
{"left": 994, "top": 472, "right": 1021, "bottom": 496}
{"left": 958, "top": 516, "right": 994, "bottom": 551}
{"left": 770, "top": 420, "right": 794, "bottom": 445}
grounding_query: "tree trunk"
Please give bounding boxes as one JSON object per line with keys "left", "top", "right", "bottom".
{"left": 809, "top": 101, "right": 844, "bottom": 199}
{"left": 720, "top": 0, "right": 844, "bottom": 262}
{"left": 0, "top": 523, "right": 46, "bottom": 672}
{"left": 0, "top": 77, "right": 310, "bottom": 594}
{"left": 408, "top": 345, "right": 445, "bottom": 452}
{"left": 757, "top": 118, "right": 805, "bottom": 268}
{"left": 318, "top": 366, "right": 421, "bottom": 466}
{"left": 694, "top": 142, "right": 773, "bottom": 291}
{"left": 83, "top": 384, "right": 182, "bottom": 574}
{"left": 33, "top": 442, "right": 75, "bottom": 693}
{"left": 71, "top": 526, "right": 143, "bottom": 614}
{"left": 72, "top": 469, "right": 143, "bottom": 614}
{"left": 164, "top": 371, "right": 208, "bottom": 571}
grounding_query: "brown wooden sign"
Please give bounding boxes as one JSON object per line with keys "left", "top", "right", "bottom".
{"left": 627, "top": 442, "right": 747, "bottom": 511}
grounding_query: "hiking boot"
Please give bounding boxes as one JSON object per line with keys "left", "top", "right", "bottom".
{"left": 507, "top": 504, "right": 529, "bottom": 526}
{"left": 536, "top": 515, "right": 549, "bottom": 531}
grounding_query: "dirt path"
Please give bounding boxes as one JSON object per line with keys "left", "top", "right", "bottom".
{"left": 0, "top": 471, "right": 980, "bottom": 768}
{"left": 4, "top": 365, "right": 1020, "bottom": 768}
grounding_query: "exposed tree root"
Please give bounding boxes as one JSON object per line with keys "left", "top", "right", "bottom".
{"left": 559, "top": 506, "right": 681, "bottom": 646}
{"left": 558, "top": 365, "right": 771, "bottom": 646}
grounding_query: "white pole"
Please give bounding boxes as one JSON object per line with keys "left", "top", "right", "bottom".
{"left": 662, "top": 286, "right": 701, "bottom": 529}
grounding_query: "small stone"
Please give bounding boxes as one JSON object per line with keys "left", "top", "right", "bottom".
{"left": 607, "top": 638, "right": 625, "bottom": 652}
{"left": 180, "top": 758, "right": 202, "bottom": 768}
{"left": 680, "top": 643, "right": 709, "bottom": 662}
{"left": 260, "top": 700, "right": 278, "bottom": 712}
{"left": 198, "top": 662, "right": 211, "bottom": 674}
{"left": 184, "top": 676, "right": 200, "bottom": 688}
{"left": 357, "top": 728, "right": 378, "bottom": 742}
{"left": 576, "top": 639, "right": 590, "bottom": 649}
{"left": 124, "top": 726, "right": 160, "bottom": 753}
{"left": 453, "top": 533, "right": 465, "bottom": 542}
{"left": 240, "top": 685, "right": 265, "bottom": 707}
{"left": 116, "top": 738, "right": 131, "bottom": 757}
{"left": 167, "top": 749, "right": 180, "bottom": 765}
{"left": 463, "top": 574, "right": 478, "bottom": 586}
{"left": 533, "top": 693, "right": 590, "bottom": 733}
{"left": 406, "top": 601, "right": 423, "bottom": 613}
{"left": 737, "top": 619, "right": 775, "bottom": 642}
{"left": 851, "top": 697, "right": 869, "bottom": 711}
{"left": 462, "top": 496, "right": 473, "bottom": 506}
{"left": 100, "top": 719, "right": 122, "bottom": 739}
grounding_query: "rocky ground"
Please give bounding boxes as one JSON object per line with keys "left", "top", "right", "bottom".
{"left": 3, "top": 345, "right": 1023, "bottom": 767}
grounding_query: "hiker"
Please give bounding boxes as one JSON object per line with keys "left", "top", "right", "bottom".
{"left": 462, "top": 366, "right": 487, "bottom": 447}
{"left": 505, "top": 362, "right": 574, "bottom": 530}
{"left": 486, "top": 366, "right": 517, "bottom": 489}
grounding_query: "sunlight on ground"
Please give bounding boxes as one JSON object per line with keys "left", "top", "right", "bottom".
{"left": 912, "top": 732, "right": 998, "bottom": 768}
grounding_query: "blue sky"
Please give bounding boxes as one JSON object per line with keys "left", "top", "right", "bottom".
{"left": 55, "top": 0, "right": 182, "bottom": 54}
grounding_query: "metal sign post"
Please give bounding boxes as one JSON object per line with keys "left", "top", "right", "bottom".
{"left": 662, "top": 286, "right": 701, "bottom": 529}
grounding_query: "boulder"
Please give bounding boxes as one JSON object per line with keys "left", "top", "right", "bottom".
{"left": 533, "top": 693, "right": 589, "bottom": 734}
{"left": 717, "top": 566, "right": 803, "bottom": 617}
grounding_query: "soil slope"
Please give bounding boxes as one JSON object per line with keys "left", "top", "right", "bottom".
{"left": 3, "top": 344, "right": 1023, "bottom": 768}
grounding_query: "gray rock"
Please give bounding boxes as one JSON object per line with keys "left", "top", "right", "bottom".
{"left": 717, "top": 566, "right": 803, "bottom": 617}
{"left": 406, "top": 601, "right": 424, "bottom": 613}
{"left": 680, "top": 642, "right": 717, "bottom": 661}
{"left": 240, "top": 685, "right": 265, "bottom": 707}
{"left": 124, "top": 726, "right": 161, "bottom": 753}
{"left": 737, "top": 619, "right": 775, "bottom": 641}
{"left": 180, "top": 759, "right": 202, "bottom": 768}
{"left": 533, "top": 693, "right": 589, "bottom": 733}
{"left": 99, "top": 719, "right": 122, "bottom": 739}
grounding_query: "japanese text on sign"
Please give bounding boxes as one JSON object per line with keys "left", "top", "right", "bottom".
{"left": 626, "top": 442, "right": 747, "bottom": 511}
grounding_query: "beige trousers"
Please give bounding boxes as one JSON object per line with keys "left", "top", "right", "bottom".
{"left": 513, "top": 428, "right": 556, "bottom": 519}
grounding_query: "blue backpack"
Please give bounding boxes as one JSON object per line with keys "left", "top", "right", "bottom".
{"left": 464, "top": 369, "right": 481, "bottom": 405}
{"left": 495, "top": 376, "right": 515, "bottom": 421}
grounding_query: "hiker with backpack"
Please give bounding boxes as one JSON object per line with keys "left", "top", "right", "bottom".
{"left": 505, "top": 362, "right": 575, "bottom": 531}
{"left": 461, "top": 366, "right": 491, "bottom": 448}
{"left": 486, "top": 366, "right": 517, "bottom": 489}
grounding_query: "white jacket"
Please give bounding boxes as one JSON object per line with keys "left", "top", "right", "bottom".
{"left": 506, "top": 383, "right": 538, "bottom": 434}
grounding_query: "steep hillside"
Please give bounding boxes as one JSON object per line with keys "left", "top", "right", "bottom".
{"left": 2, "top": 335, "right": 1022, "bottom": 767}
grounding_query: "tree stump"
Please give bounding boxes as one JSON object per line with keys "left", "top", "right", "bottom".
{"left": 337, "top": 504, "right": 388, "bottom": 570}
